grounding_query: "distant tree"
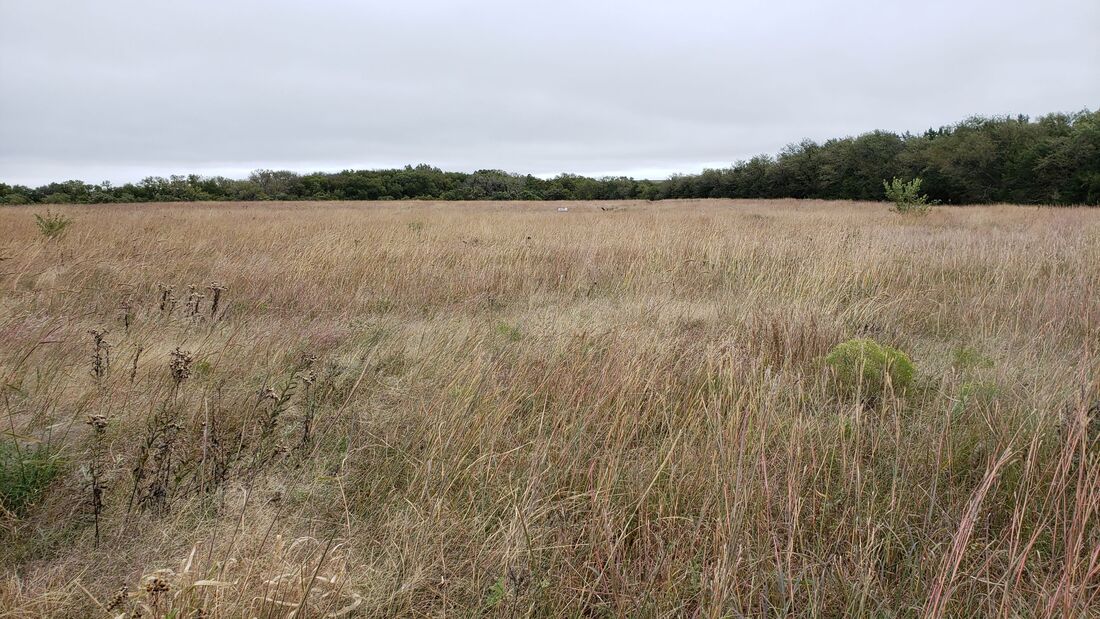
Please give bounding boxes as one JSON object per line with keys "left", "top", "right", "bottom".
{"left": 6, "top": 109, "right": 1096, "bottom": 205}
{"left": 248, "top": 170, "right": 302, "bottom": 200}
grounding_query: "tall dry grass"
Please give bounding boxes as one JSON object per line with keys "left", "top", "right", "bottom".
{"left": 0, "top": 199, "right": 1098, "bottom": 617}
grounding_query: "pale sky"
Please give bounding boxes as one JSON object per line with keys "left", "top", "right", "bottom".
{"left": 1, "top": 0, "right": 1097, "bottom": 186}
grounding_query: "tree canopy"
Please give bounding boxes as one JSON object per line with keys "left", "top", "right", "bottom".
{"left": 4, "top": 110, "right": 1097, "bottom": 206}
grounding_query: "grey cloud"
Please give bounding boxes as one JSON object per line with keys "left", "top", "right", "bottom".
{"left": 1, "top": 0, "right": 1098, "bottom": 185}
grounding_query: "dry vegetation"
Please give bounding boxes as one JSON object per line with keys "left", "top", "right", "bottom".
{"left": 1, "top": 199, "right": 1098, "bottom": 617}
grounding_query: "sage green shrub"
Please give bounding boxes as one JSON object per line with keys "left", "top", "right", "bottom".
{"left": 34, "top": 210, "right": 73, "bottom": 240}
{"left": 825, "top": 338, "right": 915, "bottom": 401}
{"left": 883, "top": 177, "right": 932, "bottom": 215}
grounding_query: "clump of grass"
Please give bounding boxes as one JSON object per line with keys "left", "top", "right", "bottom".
{"left": 496, "top": 320, "right": 523, "bottom": 342}
{"left": 825, "top": 337, "right": 915, "bottom": 402}
{"left": 0, "top": 439, "right": 60, "bottom": 517}
{"left": 3, "top": 200, "right": 1100, "bottom": 617}
{"left": 951, "top": 346, "right": 994, "bottom": 370}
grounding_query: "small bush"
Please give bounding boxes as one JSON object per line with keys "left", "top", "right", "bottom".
{"left": 883, "top": 177, "right": 932, "bottom": 215}
{"left": 34, "top": 210, "right": 73, "bottom": 239}
{"left": 825, "top": 338, "right": 915, "bottom": 401}
{"left": 0, "top": 440, "right": 61, "bottom": 516}
{"left": 952, "top": 346, "right": 994, "bottom": 370}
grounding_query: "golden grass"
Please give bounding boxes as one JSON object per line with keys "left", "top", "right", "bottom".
{"left": 1, "top": 199, "right": 1098, "bottom": 617}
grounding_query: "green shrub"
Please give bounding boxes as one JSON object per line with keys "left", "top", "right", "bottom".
{"left": 34, "top": 210, "right": 73, "bottom": 240}
{"left": 825, "top": 338, "right": 915, "bottom": 401}
{"left": 0, "top": 440, "right": 61, "bottom": 516}
{"left": 951, "top": 346, "right": 994, "bottom": 370}
{"left": 883, "top": 177, "right": 932, "bottom": 215}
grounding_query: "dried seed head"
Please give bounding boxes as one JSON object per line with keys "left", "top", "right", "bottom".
{"left": 157, "top": 284, "right": 177, "bottom": 314}
{"left": 258, "top": 387, "right": 278, "bottom": 401}
{"left": 143, "top": 576, "right": 169, "bottom": 594}
{"left": 105, "top": 586, "right": 129, "bottom": 611}
{"left": 185, "top": 285, "right": 205, "bottom": 317}
{"left": 206, "top": 282, "right": 228, "bottom": 318}
{"left": 169, "top": 347, "right": 194, "bottom": 384}
{"left": 89, "top": 330, "right": 111, "bottom": 379}
{"left": 86, "top": 415, "right": 108, "bottom": 433}
{"left": 119, "top": 297, "right": 135, "bottom": 331}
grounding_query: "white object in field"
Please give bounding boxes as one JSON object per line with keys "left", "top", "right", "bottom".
{"left": 556, "top": 207, "right": 569, "bottom": 212}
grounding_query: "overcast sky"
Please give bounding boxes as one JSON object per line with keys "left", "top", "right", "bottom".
{"left": 1, "top": 0, "right": 1097, "bottom": 186}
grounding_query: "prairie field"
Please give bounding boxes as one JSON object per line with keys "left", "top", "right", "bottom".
{"left": 1, "top": 199, "right": 1099, "bottom": 617}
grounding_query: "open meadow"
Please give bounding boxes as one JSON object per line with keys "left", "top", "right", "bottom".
{"left": 1, "top": 199, "right": 1098, "bottom": 617}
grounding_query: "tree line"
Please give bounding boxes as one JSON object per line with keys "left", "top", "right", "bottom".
{"left": 3, "top": 109, "right": 1097, "bottom": 206}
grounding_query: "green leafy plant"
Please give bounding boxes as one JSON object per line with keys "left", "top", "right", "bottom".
{"left": 1, "top": 439, "right": 61, "bottom": 517}
{"left": 825, "top": 338, "right": 915, "bottom": 402}
{"left": 482, "top": 577, "right": 506, "bottom": 610}
{"left": 34, "top": 210, "right": 73, "bottom": 239}
{"left": 883, "top": 177, "right": 932, "bottom": 215}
